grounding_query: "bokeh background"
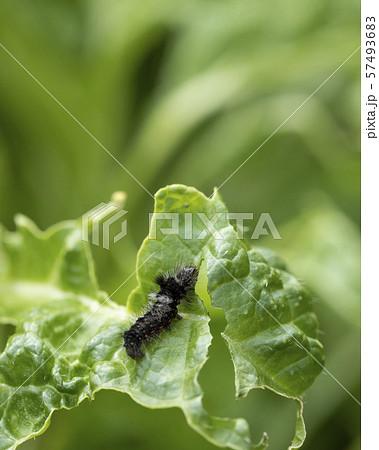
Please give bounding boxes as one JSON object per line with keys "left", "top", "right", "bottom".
{"left": 0, "top": 0, "right": 360, "bottom": 449}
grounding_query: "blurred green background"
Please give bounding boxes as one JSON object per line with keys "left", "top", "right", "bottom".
{"left": 0, "top": 0, "right": 360, "bottom": 449}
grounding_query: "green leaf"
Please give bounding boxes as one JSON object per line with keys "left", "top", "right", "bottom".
{"left": 0, "top": 215, "right": 99, "bottom": 325}
{"left": 271, "top": 199, "right": 360, "bottom": 328}
{"left": 0, "top": 185, "right": 324, "bottom": 450}
{"left": 128, "top": 184, "right": 324, "bottom": 449}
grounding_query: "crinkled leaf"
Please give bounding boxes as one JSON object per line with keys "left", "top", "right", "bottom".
{"left": 0, "top": 209, "right": 263, "bottom": 450}
{"left": 128, "top": 185, "right": 324, "bottom": 449}
{"left": 0, "top": 185, "right": 324, "bottom": 450}
{"left": 0, "top": 215, "right": 99, "bottom": 325}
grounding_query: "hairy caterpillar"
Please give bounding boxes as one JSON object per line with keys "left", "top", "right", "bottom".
{"left": 123, "top": 265, "right": 199, "bottom": 359}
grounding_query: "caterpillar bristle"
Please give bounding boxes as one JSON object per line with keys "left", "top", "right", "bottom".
{"left": 122, "top": 265, "right": 198, "bottom": 360}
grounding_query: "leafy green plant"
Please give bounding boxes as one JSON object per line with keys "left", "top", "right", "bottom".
{"left": 0, "top": 185, "right": 324, "bottom": 450}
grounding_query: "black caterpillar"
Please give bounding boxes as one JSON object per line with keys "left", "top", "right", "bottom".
{"left": 123, "top": 265, "right": 199, "bottom": 359}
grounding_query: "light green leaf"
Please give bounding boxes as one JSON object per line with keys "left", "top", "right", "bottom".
{"left": 0, "top": 215, "right": 98, "bottom": 325}
{"left": 271, "top": 199, "right": 360, "bottom": 328}
{"left": 0, "top": 185, "right": 324, "bottom": 450}
{"left": 128, "top": 184, "right": 324, "bottom": 449}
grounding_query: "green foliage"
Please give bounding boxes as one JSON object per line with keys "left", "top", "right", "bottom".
{"left": 0, "top": 1, "right": 360, "bottom": 448}
{"left": 0, "top": 185, "right": 324, "bottom": 450}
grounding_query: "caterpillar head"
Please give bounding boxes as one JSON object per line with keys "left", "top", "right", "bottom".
{"left": 155, "top": 265, "right": 199, "bottom": 298}
{"left": 174, "top": 265, "right": 199, "bottom": 292}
